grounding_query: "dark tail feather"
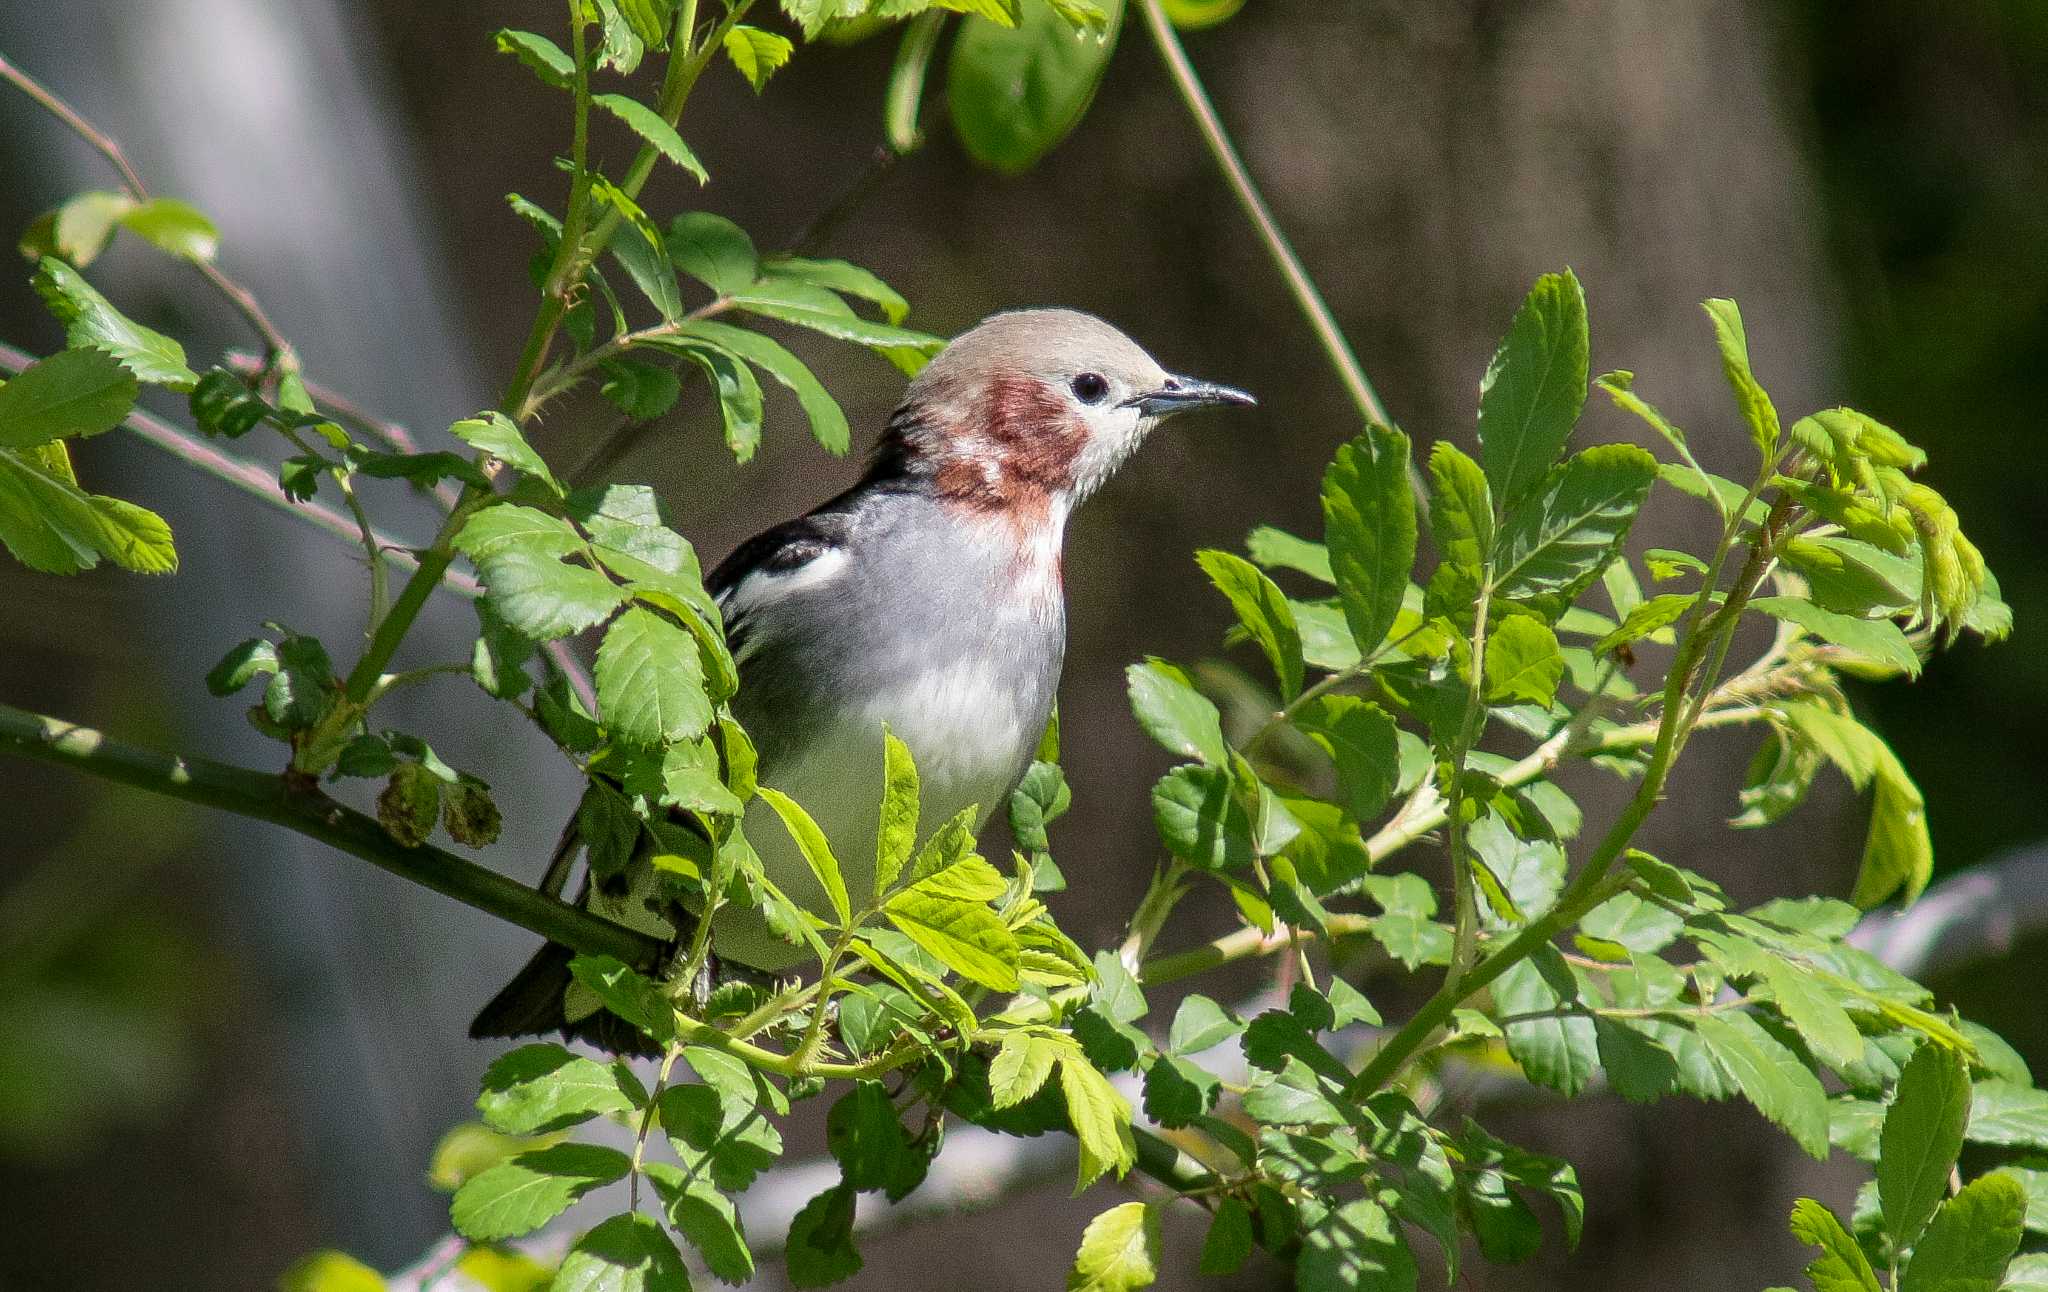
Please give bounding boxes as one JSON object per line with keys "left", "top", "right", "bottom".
{"left": 470, "top": 939, "right": 662, "bottom": 1058}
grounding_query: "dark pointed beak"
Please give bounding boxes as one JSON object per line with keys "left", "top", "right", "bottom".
{"left": 1122, "top": 373, "right": 1257, "bottom": 417}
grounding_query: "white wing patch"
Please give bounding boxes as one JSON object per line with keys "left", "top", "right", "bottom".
{"left": 721, "top": 546, "right": 850, "bottom": 663}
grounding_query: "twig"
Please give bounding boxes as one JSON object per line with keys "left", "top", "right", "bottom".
{"left": 0, "top": 51, "right": 148, "bottom": 195}
{"left": 0, "top": 702, "right": 661, "bottom": 964}
{"left": 0, "top": 52, "right": 294, "bottom": 369}
{"left": 1136, "top": 1, "right": 1389, "bottom": 429}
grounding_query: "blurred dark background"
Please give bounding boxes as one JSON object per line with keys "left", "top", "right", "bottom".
{"left": 0, "top": 1, "right": 2042, "bottom": 1287}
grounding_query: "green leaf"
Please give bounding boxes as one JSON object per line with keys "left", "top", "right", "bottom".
{"left": 1702, "top": 297, "right": 1781, "bottom": 460}
{"left": 1245, "top": 526, "right": 1333, "bottom": 583}
{"left": 278, "top": 1252, "right": 385, "bottom": 1292}
{"left": 31, "top": 259, "right": 196, "bottom": 388}
{"left": 658, "top": 1078, "right": 783, "bottom": 1194}
{"left": 552, "top": 1212, "right": 691, "bottom": 1292}
{"left": 1150, "top": 765, "right": 1253, "bottom": 871}
{"left": 1695, "top": 1010, "right": 1830, "bottom": 1159}
{"left": 1197, "top": 548, "right": 1304, "bottom": 698}
{"left": 2003, "top": 1254, "right": 2048, "bottom": 1291}
{"left": 40, "top": 191, "right": 131, "bottom": 266}
{"left": 724, "top": 24, "right": 794, "bottom": 91}
{"left": 1125, "top": 659, "right": 1227, "bottom": 764}
{"left": 1854, "top": 746, "right": 1933, "bottom": 909}
{"left": 667, "top": 212, "right": 759, "bottom": 297}
{"left": 1426, "top": 439, "right": 1494, "bottom": 574}
{"left": 1753, "top": 957, "right": 1865, "bottom": 1071}
{"left": 609, "top": 215, "right": 686, "bottom": 322}
{"left": 454, "top": 505, "right": 627, "bottom": 640}
{"left": 476, "top": 1043, "right": 640, "bottom": 1134}
{"left": 1294, "top": 695, "right": 1399, "bottom": 824}
{"left": 827, "top": 1080, "right": 912, "bottom": 1193}
{"left": 594, "top": 93, "right": 707, "bottom": 183}
{"left": 1069, "top": 1201, "right": 1159, "bottom": 1292}
{"left": 1899, "top": 1173, "right": 2028, "bottom": 1292}
{"left": 599, "top": 359, "right": 682, "bottom": 421}
{"left": 1788, "top": 1197, "right": 1882, "bottom": 1292}
{"left": 1479, "top": 269, "right": 1589, "bottom": 506}
{"left": 0, "top": 348, "right": 136, "bottom": 447}
{"left": 1491, "top": 443, "right": 1659, "bottom": 620}
{"left": 660, "top": 321, "right": 850, "bottom": 454}
{"left": 1322, "top": 425, "right": 1418, "bottom": 654}
{"left": 1591, "top": 590, "right": 1698, "bottom": 657}
{"left": 679, "top": 341, "right": 767, "bottom": 463}
{"left": 1168, "top": 994, "right": 1243, "bottom": 1056}
{"left": 652, "top": 1170, "right": 753, "bottom": 1284}
{"left": 948, "top": 0, "right": 1123, "bottom": 173}
{"left": 0, "top": 445, "right": 177, "bottom": 574}
{"left": 118, "top": 198, "right": 219, "bottom": 261}
{"left": 991, "top": 1033, "right": 1062, "bottom": 1107}
{"left": 1484, "top": 615, "right": 1563, "bottom": 707}
{"left": 758, "top": 786, "right": 851, "bottom": 926}
{"left": 594, "top": 606, "right": 713, "bottom": 748}
{"left": 448, "top": 1143, "right": 630, "bottom": 1241}
{"left": 883, "top": 894, "right": 1018, "bottom": 991}
{"left": 1882, "top": 1044, "right": 1973, "bottom": 1251}
{"left": 451, "top": 411, "right": 560, "bottom": 492}
{"left": 566, "top": 956, "right": 678, "bottom": 1045}
{"left": 1749, "top": 595, "right": 1919, "bottom": 678}
{"left": 1968, "top": 1081, "right": 2048, "bottom": 1149}
{"left": 786, "top": 1184, "right": 862, "bottom": 1288}
{"left": 730, "top": 278, "right": 946, "bottom": 360}
{"left": 873, "top": 727, "right": 922, "bottom": 897}
{"left": 495, "top": 28, "right": 574, "bottom": 87}
{"left": 1496, "top": 947, "right": 1597, "bottom": 1095}
{"left": 761, "top": 256, "right": 909, "bottom": 325}
{"left": 1060, "top": 1052, "right": 1137, "bottom": 1190}
{"left": 1297, "top": 1197, "right": 1417, "bottom": 1292}
{"left": 1198, "top": 1197, "right": 1254, "bottom": 1276}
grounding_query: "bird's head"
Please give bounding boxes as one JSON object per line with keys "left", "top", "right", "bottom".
{"left": 870, "top": 308, "right": 1254, "bottom": 524}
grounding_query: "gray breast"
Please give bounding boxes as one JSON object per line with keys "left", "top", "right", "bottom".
{"left": 708, "top": 491, "right": 1066, "bottom": 968}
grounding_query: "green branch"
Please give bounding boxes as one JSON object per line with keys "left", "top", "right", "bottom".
{"left": 0, "top": 701, "right": 662, "bottom": 966}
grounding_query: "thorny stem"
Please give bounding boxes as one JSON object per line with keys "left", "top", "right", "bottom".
{"left": 1136, "top": 0, "right": 1389, "bottom": 429}
{"left": 0, "top": 52, "right": 293, "bottom": 371}
{"left": 630, "top": 1045, "right": 685, "bottom": 1212}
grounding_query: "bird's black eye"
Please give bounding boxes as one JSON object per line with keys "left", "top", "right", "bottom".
{"left": 1070, "top": 372, "right": 1109, "bottom": 405}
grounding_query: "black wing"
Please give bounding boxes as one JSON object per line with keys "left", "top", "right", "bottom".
{"left": 708, "top": 508, "right": 856, "bottom": 661}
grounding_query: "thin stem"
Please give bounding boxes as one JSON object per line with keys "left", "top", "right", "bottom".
{"left": 0, "top": 51, "right": 148, "bottom": 195}
{"left": 341, "top": 499, "right": 481, "bottom": 706}
{"left": 0, "top": 702, "right": 662, "bottom": 964}
{"left": 630, "top": 1045, "right": 684, "bottom": 1211}
{"left": 1136, "top": 0, "right": 1388, "bottom": 428}
{"left": 793, "top": 927, "right": 862, "bottom": 1067}
{"left": 338, "top": 476, "right": 390, "bottom": 631}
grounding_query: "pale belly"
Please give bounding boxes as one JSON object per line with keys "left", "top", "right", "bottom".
{"left": 708, "top": 654, "right": 1039, "bottom": 970}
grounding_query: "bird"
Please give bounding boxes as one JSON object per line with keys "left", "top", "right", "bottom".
{"left": 471, "top": 307, "right": 1255, "bottom": 1052}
